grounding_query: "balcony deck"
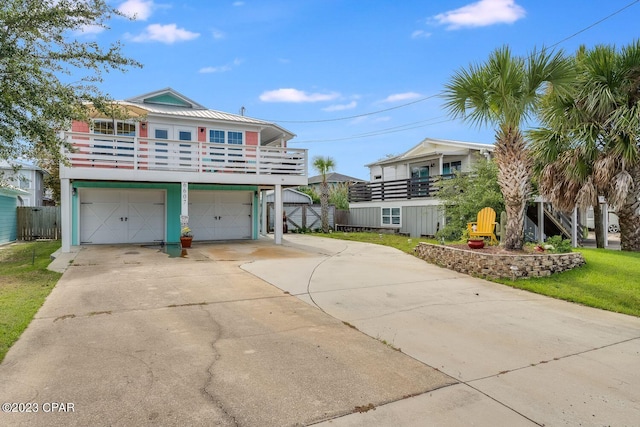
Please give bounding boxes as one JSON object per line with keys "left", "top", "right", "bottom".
{"left": 60, "top": 132, "right": 308, "bottom": 185}
{"left": 348, "top": 175, "right": 454, "bottom": 202}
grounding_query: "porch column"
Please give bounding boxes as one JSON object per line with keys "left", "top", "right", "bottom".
{"left": 260, "top": 189, "right": 268, "bottom": 236}
{"left": 439, "top": 155, "right": 444, "bottom": 175}
{"left": 537, "top": 200, "right": 544, "bottom": 243}
{"left": 181, "top": 182, "right": 189, "bottom": 227}
{"left": 571, "top": 206, "right": 578, "bottom": 248}
{"left": 274, "top": 184, "right": 283, "bottom": 244}
{"left": 61, "top": 178, "right": 72, "bottom": 253}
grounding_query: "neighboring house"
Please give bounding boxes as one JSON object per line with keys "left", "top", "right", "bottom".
{"left": 348, "top": 137, "right": 493, "bottom": 237}
{"left": 58, "top": 88, "right": 306, "bottom": 252}
{"left": 0, "top": 186, "right": 30, "bottom": 244}
{"left": 307, "top": 172, "right": 367, "bottom": 191}
{"left": 0, "top": 160, "right": 50, "bottom": 207}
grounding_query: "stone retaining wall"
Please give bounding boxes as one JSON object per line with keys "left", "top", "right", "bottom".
{"left": 414, "top": 243, "right": 586, "bottom": 279}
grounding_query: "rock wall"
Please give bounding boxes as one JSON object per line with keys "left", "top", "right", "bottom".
{"left": 414, "top": 243, "right": 586, "bottom": 279}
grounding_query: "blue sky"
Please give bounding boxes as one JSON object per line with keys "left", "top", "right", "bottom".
{"left": 78, "top": 0, "right": 640, "bottom": 179}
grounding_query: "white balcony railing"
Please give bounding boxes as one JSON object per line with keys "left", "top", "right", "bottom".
{"left": 62, "top": 132, "right": 307, "bottom": 176}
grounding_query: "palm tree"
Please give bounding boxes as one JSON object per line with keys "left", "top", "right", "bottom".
{"left": 312, "top": 156, "right": 336, "bottom": 233}
{"left": 442, "top": 46, "right": 574, "bottom": 249}
{"left": 531, "top": 42, "right": 640, "bottom": 251}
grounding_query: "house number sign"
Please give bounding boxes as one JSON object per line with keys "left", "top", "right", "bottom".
{"left": 181, "top": 182, "right": 189, "bottom": 222}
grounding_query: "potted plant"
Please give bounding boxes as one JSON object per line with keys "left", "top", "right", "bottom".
{"left": 180, "top": 226, "right": 193, "bottom": 248}
{"left": 467, "top": 238, "right": 485, "bottom": 249}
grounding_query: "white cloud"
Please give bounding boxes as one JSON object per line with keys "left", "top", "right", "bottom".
{"left": 130, "top": 24, "right": 200, "bottom": 44}
{"left": 118, "top": 0, "right": 154, "bottom": 21}
{"left": 433, "top": 0, "right": 525, "bottom": 29}
{"left": 411, "top": 30, "right": 431, "bottom": 39}
{"left": 199, "top": 58, "right": 243, "bottom": 74}
{"left": 322, "top": 101, "right": 357, "bottom": 112}
{"left": 260, "top": 88, "right": 340, "bottom": 103}
{"left": 380, "top": 92, "right": 422, "bottom": 103}
{"left": 233, "top": 1, "right": 245, "bottom": 6}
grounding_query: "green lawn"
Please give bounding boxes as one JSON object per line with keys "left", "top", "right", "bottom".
{"left": 312, "top": 232, "right": 640, "bottom": 317}
{"left": 0, "top": 241, "right": 62, "bottom": 363}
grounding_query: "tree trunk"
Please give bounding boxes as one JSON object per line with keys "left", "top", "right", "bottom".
{"left": 617, "top": 165, "right": 640, "bottom": 251}
{"left": 493, "top": 127, "right": 532, "bottom": 250}
{"left": 593, "top": 203, "right": 605, "bottom": 248}
{"left": 320, "top": 182, "right": 329, "bottom": 233}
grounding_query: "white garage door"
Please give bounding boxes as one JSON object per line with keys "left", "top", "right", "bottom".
{"left": 189, "top": 191, "right": 252, "bottom": 241}
{"left": 80, "top": 189, "right": 165, "bottom": 244}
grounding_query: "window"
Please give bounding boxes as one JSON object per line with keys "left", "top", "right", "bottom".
{"left": 179, "top": 131, "right": 192, "bottom": 141}
{"left": 443, "top": 161, "right": 462, "bottom": 175}
{"left": 228, "top": 131, "right": 243, "bottom": 145}
{"left": 209, "top": 130, "right": 225, "bottom": 143}
{"left": 155, "top": 129, "right": 168, "bottom": 139}
{"left": 19, "top": 176, "right": 30, "bottom": 189}
{"left": 381, "top": 207, "right": 401, "bottom": 226}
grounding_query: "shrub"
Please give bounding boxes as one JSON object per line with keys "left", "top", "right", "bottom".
{"left": 545, "top": 235, "right": 572, "bottom": 253}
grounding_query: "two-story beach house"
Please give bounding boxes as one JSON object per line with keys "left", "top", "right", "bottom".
{"left": 347, "top": 137, "right": 493, "bottom": 237}
{"left": 59, "top": 88, "right": 306, "bottom": 252}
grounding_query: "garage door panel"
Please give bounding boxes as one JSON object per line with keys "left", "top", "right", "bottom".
{"left": 80, "top": 189, "right": 166, "bottom": 244}
{"left": 189, "top": 191, "right": 252, "bottom": 241}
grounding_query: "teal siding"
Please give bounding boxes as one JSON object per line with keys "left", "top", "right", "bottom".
{"left": 0, "top": 195, "right": 17, "bottom": 244}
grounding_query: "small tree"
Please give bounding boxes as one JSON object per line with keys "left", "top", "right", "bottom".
{"left": 436, "top": 157, "right": 504, "bottom": 241}
{"left": 312, "top": 156, "right": 336, "bottom": 233}
{"left": 0, "top": 0, "right": 141, "bottom": 163}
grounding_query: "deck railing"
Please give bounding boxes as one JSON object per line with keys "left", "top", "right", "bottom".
{"left": 348, "top": 175, "right": 454, "bottom": 202}
{"left": 62, "top": 132, "right": 307, "bottom": 176}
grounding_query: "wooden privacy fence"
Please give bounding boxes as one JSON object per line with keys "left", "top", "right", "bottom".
{"left": 17, "top": 206, "right": 61, "bottom": 240}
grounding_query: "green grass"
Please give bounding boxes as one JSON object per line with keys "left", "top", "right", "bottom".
{"left": 0, "top": 241, "right": 62, "bottom": 363}
{"left": 316, "top": 231, "right": 438, "bottom": 254}
{"left": 311, "top": 232, "right": 640, "bottom": 317}
{"left": 494, "top": 248, "right": 640, "bottom": 317}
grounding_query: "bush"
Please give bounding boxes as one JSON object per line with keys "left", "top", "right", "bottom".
{"left": 545, "top": 235, "right": 572, "bottom": 253}
{"left": 436, "top": 157, "right": 504, "bottom": 241}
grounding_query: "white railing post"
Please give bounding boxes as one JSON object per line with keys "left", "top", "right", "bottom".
{"left": 133, "top": 136, "right": 138, "bottom": 170}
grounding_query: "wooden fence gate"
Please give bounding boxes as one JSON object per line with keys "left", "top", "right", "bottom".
{"left": 17, "top": 206, "right": 61, "bottom": 240}
{"left": 267, "top": 204, "right": 335, "bottom": 232}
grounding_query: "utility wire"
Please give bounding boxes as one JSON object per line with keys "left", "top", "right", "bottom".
{"left": 266, "top": 0, "right": 640, "bottom": 141}
{"left": 264, "top": 92, "right": 441, "bottom": 124}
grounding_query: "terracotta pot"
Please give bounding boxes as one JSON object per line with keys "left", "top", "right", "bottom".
{"left": 180, "top": 237, "right": 193, "bottom": 248}
{"left": 467, "top": 239, "right": 485, "bottom": 249}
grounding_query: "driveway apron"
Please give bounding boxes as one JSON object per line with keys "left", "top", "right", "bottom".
{"left": 0, "top": 242, "right": 452, "bottom": 427}
{"left": 244, "top": 234, "right": 640, "bottom": 427}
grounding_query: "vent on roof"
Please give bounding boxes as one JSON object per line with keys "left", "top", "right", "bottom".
{"left": 143, "top": 93, "right": 192, "bottom": 108}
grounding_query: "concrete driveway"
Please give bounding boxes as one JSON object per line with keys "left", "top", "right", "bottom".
{"left": 1, "top": 235, "right": 639, "bottom": 426}
{"left": 244, "top": 234, "right": 640, "bottom": 426}
{"left": 0, "top": 240, "right": 451, "bottom": 427}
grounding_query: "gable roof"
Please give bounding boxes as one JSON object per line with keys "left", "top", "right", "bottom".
{"left": 367, "top": 137, "right": 493, "bottom": 167}
{"left": 308, "top": 172, "right": 367, "bottom": 185}
{"left": 126, "top": 87, "right": 207, "bottom": 109}
{"left": 101, "top": 88, "right": 295, "bottom": 144}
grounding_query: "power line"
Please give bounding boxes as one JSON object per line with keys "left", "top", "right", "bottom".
{"left": 278, "top": 1, "right": 640, "bottom": 142}
{"left": 547, "top": 0, "right": 640, "bottom": 51}
{"left": 262, "top": 92, "right": 441, "bottom": 124}
{"left": 294, "top": 116, "right": 451, "bottom": 144}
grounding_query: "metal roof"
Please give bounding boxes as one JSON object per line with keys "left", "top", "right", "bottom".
{"left": 119, "top": 88, "right": 296, "bottom": 143}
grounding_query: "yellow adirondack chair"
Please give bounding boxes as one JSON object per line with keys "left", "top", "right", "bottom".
{"left": 467, "top": 207, "right": 498, "bottom": 244}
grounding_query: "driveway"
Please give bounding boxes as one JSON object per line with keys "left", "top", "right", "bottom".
{"left": 0, "top": 241, "right": 451, "bottom": 426}
{"left": 1, "top": 236, "right": 639, "bottom": 426}
{"left": 244, "top": 234, "right": 640, "bottom": 426}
